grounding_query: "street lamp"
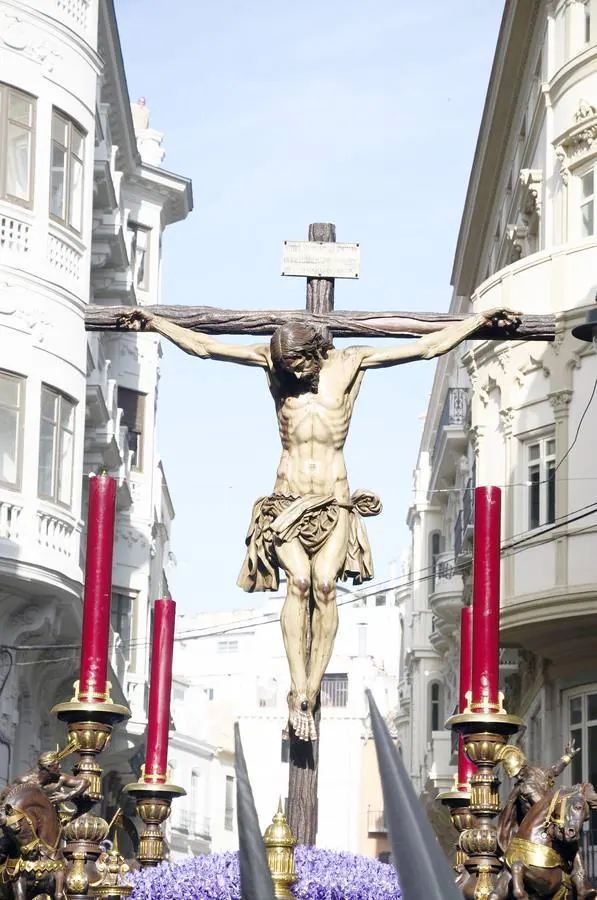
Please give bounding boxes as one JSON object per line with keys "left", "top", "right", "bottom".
{"left": 572, "top": 302, "right": 597, "bottom": 350}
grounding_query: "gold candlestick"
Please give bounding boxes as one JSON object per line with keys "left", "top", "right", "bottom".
{"left": 123, "top": 774, "right": 185, "bottom": 867}
{"left": 447, "top": 695, "right": 522, "bottom": 900}
{"left": 436, "top": 777, "right": 474, "bottom": 872}
{"left": 51, "top": 681, "right": 130, "bottom": 899}
{"left": 263, "top": 800, "right": 297, "bottom": 899}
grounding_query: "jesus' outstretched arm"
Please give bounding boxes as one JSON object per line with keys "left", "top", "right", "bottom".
{"left": 118, "top": 309, "right": 269, "bottom": 368}
{"left": 357, "top": 307, "right": 521, "bottom": 369}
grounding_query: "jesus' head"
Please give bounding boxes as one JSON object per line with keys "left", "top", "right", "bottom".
{"left": 270, "top": 322, "right": 333, "bottom": 393}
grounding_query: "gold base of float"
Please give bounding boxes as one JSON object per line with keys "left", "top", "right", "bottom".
{"left": 122, "top": 779, "right": 186, "bottom": 867}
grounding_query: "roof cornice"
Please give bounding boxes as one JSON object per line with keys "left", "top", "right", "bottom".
{"left": 98, "top": 0, "right": 140, "bottom": 173}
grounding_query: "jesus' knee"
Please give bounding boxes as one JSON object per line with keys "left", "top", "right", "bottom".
{"left": 287, "top": 573, "right": 311, "bottom": 602}
{"left": 313, "top": 575, "right": 337, "bottom": 606}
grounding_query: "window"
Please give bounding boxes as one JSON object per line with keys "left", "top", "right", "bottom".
{"left": 527, "top": 437, "right": 556, "bottom": 530}
{"left": 375, "top": 593, "right": 386, "bottom": 607}
{"left": 38, "top": 386, "right": 75, "bottom": 506}
{"left": 217, "top": 640, "right": 238, "bottom": 654}
{"left": 50, "top": 110, "right": 84, "bottom": 232}
{"left": 128, "top": 222, "right": 151, "bottom": 290}
{"left": 224, "top": 775, "right": 234, "bottom": 831}
{"left": 585, "top": 2, "right": 592, "bottom": 44}
{"left": 0, "top": 84, "right": 35, "bottom": 207}
{"left": 430, "top": 531, "right": 442, "bottom": 593}
{"left": 191, "top": 770, "right": 201, "bottom": 813}
{"left": 566, "top": 688, "right": 597, "bottom": 827}
{"left": 117, "top": 387, "right": 145, "bottom": 471}
{"left": 357, "top": 623, "right": 367, "bottom": 657}
{"left": 321, "top": 673, "right": 348, "bottom": 707}
{"left": 281, "top": 736, "right": 290, "bottom": 763}
{"left": 581, "top": 170, "right": 595, "bottom": 237}
{"left": 429, "top": 682, "right": 443, "bottom": 735}
{"left": 111, "top": 592, "right": 132, "bottom": 650}
{"left": 0, "top": 371, "right": 25, "bottom": 488}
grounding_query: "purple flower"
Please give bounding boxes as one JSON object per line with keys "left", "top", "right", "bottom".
{"left": 130, "top": 847, "right": 400, "bottom": 900}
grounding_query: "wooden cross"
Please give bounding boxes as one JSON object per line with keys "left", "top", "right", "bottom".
{"left": 85, "top": 224, "right": 555, "bottom": 846}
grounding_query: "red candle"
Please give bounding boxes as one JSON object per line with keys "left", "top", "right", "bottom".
{"left": 145, "top": 598, "right": 176, "bottom": 783}
{"left": 79, "top": 473, "right": 117, "bottom": 703}
{"left": 458, "top": 605, "right": 475, "bottom": 789}
{"left": 471, "top": 486, "right": 501, "bottom": 712}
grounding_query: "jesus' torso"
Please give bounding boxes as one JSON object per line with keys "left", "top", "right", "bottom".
{"left": 267, "top": 348, "right": 364, "bottom": 502}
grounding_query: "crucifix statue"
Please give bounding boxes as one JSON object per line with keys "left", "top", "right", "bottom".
{"left": 88, "top": 223, "right": 554, "bottom": 842}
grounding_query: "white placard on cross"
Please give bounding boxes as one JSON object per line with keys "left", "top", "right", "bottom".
{"left": 281, "top": 241, "right": 360, "bottom": 279}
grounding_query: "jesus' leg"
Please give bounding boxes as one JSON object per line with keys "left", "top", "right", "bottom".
{"left": 308, "top": 510, "right": 349, "bottom": 710}
{"left": 275, "top": 538, "right": 313, "bottom": 741}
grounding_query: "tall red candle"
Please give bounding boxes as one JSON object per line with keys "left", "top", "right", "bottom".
{"left": 458, "top": 605, "right": 476, "bottom": 789}
{"left": 79, "top": 473, "right": 117, "bottom": 703}
{"left": 145, "top": 598, "right": 176, "bottom": 783}
{"left": 471, "top": 486, "right": 501, "bottom": 712}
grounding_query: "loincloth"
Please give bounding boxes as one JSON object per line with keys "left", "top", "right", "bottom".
{"left": 237, "top": 490, "right": 382, "bottom": 592}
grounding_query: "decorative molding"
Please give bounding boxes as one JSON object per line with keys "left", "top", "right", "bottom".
{"left": 0, "top": 13, "right": 62, "bottom": 73}
{"left": 499, "top": 406, "right": 516, "bottom": 434}
{"left": 554, "top": 99, "right": 597, "bottom": 183}
{"left": 115, "top": 524, "right": 148, "bottom": 550}
{"left": 548, "top": 389, "right": 573, "bottom": 412}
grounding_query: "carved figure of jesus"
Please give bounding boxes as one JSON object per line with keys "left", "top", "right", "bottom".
{"left": 121, "top": 306, "right": 519, "bottom": 740}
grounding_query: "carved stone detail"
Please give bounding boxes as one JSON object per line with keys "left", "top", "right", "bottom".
{"left": 548, "top": 389, "right": 573, "bottom": 413}
{"left": 554, "top": 99, "right": 597, "bottom": 183}
{"left": 0, "top": 13, "right": 62, "bottom": 72}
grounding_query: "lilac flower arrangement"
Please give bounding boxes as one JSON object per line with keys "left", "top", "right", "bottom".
{"left": 131, "top": 846, "right": 401, "bottom": 900}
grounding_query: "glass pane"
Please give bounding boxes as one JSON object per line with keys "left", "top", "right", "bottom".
{"left": 5, "top": 124, "right": 31, "bottom": 201}
{"left": 50, "top": 145, "right": 66, "bottom": 220}
{"left": 60, "top": 398, "right": 74, "bottom": 431}
{"left": 570, "top": 696, "right": 582, "bottom": 725}
{"left": 69, "top": 157, "right": 83, "bottom": 231}
{"left": 8, "top": 93, "right": 32, "bottom": 127}
{"left": 582, "top": 199, "right": 594, "bottom": 237}
{"left": 38, "top": 417, "right": 55, "bottom": 498}
{"left": 546, "top": 439, "right": 555, "bottom": 457}
{"left": 529, "top": 443, "right": 540, "bottom": 461}
{"left": 571, "top": 727, "right": 583, "bottom": 783}
{"left": 589, "top": 725, "right": 597, "bottom": 788}
{"left": 41, "top": 389, "right": 57, "bottom": 422}
{"left": 0, "top": 407, "right": 18, "bottom": 484}
{"left": 588, "top": 694, "right": 597, "bottom": 722}
{"left": 71, "top": 128, "right": 84, "bottom": 160}
{"left": 51, "top": 114, "right": 67, "bottom": 146}
{"left": 58, "top": 421, "right": 73, "bottom": 505}
{"left": 529, "top": 471, "right": 541, "bottom": 529}
{"left": 582, "top": 171, "right": 594, "bottom": 198}
{"left": 0, "top": 375, "right": 19, "bottom": 408}
{"left": 547, "top": 459, "right": 556, "bottom": 524}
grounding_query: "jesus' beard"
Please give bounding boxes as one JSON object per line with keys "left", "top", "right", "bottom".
{"left": 276, "top": 360, "right": 321, "bottom": 396}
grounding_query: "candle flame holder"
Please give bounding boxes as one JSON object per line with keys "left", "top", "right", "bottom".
{"left": 446, "top": 694, "right": 522, "bottom": 900}
{"left": 263, "top": 800, "right": 297, "bottom": 898}
{"left": 122, "top": 770, "right": 185, "bottom": 867}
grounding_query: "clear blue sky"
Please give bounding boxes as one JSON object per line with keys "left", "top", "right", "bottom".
{"left": 115, "top": 1, "right": 504, "bottom": 612}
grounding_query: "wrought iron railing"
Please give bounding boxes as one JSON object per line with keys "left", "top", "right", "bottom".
{"left": 367, "top": 810, "right": 387, "bottom": 834}
{"left": 454, "top": 474, "right": 475, "bottom": 563}
{"left": 433, "top": 388, "right": 470, "bottom": 461}
{"left": 580, "top": 830, "right": 597, "bottom": 886}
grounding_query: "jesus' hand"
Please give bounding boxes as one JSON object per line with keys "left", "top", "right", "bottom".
{"left": 116, "top": 308, "right": 156, "bottom": 331}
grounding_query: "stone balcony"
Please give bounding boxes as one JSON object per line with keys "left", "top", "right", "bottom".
{"left": 0, "top": 489, "right": 82, "bottom": 594}
{"left": 429, "top": 551, "right": 464, "bottom": 624}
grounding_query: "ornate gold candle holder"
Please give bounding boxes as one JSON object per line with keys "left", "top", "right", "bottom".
{"left": 263, "top": 800, "right": 297, "bottom": 898}
{"left": 122, "top": 775, "right": 185, "bottom": 867}
{"left": 436, "top": 777, "right": 474, "bottom": 872}
{"left": 51, "top": 682, "right": 131, "bottom": 899}
{"left": 447, "top": 696, "right": 522, "bottom": 900}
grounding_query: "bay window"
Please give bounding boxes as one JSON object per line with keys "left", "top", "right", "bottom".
{"left": 38, "top": 386, "right": 75, "bottom": 506}
{"left": 50, "top": 110, "right": 84, "bottom": 232}
{"left": 0, "top": 371, "right": 25, "bottom": 488}
{"left": 0, "top": 84, "right": 35, "bottom": 208}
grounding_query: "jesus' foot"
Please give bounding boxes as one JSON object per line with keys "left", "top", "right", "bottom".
{"left": 287, "top": 693, "right": 317, "bottom": 742}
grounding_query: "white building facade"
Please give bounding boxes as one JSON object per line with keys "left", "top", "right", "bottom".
{"left": 172, "top": 581, "right": 404, "bottom": 857}
{"left": 399, "top": 0, "right": 597, "bottom": 843}
{"left": 0, "top": 0, "right": 199, "bottom": 857}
